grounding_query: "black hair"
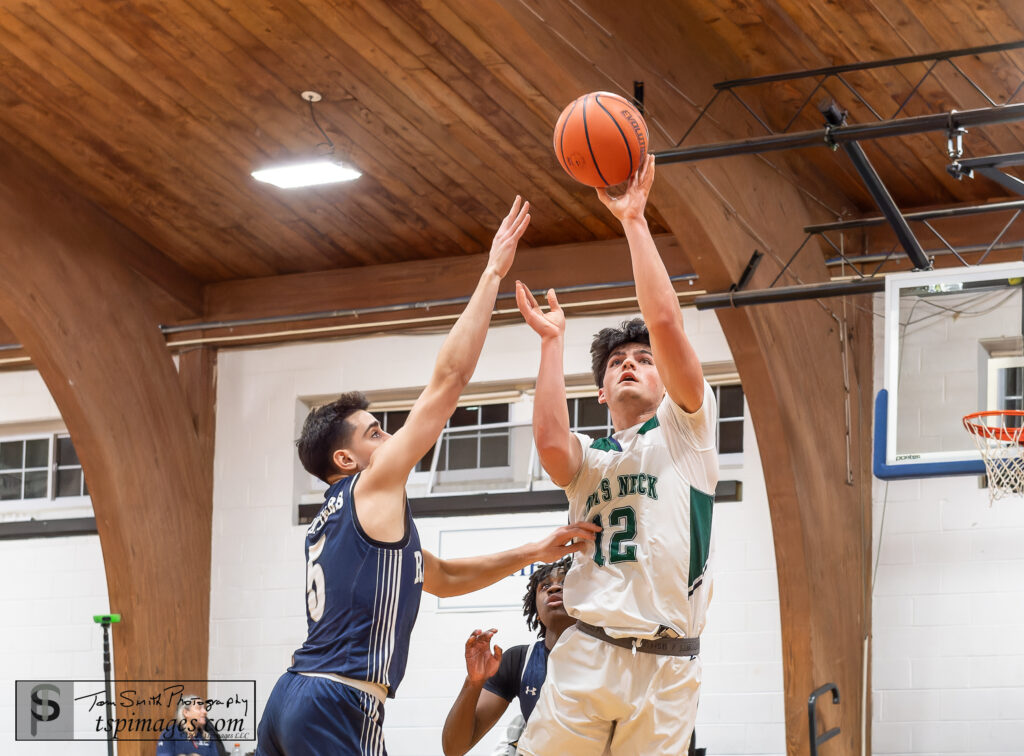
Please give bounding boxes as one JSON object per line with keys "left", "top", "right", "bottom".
{"left": 296, "top": 391, "right": 370, "bottom": 483}
{"left": 589, "top": 318, "right": 651, "bottom": 388}
{"left": 522, "top": 556, "right": 572, "bottom": 637}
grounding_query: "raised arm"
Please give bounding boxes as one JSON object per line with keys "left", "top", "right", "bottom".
{"left": 515, "top": 283, "right": 582, "bottom": 487}
{"left": 597, "top": 155, "right": 705, "bottom": 412}
{"left": 442, "top": 629, "right": 509, "bottom": 756}
{"left": 421, "top": 522, "right": 598, "bottom": 598}
{"left": 356, "top": 198, "right": 530, "bottom": 538}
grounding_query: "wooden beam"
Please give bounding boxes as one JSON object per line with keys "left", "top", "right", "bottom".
{"left": 460, "top": 3, "right": 873, "bottom": 753}
{"left": 202, "top": 234, "right": 690, "bottom": 323}
{"left": 0, "top": 131, "right": 203, "bottom": 319}
{"left": 0, "top": 135, "right": 211, "bottom": 756}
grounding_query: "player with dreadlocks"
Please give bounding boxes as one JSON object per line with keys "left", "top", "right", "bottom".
{"left": 441, "top": 558, "right": 573, "bottom": 756}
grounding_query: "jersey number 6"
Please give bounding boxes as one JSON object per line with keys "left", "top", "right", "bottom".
{"left": 307, "top": 534, "right": 326, "bottom": 622}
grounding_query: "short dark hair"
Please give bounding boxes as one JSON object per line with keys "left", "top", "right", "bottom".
{"left": 522, "top": 557, "right": 571, "bottom": 637}
{"left": 296, "top": 391, "right": 370, "bottom": 483}
{"left": 590, "top": 318, "right": 651, "bottom": 388}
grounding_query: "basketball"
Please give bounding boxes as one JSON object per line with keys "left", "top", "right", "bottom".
{"left": 553, "top": 92, "right": 649, "bottom": 188}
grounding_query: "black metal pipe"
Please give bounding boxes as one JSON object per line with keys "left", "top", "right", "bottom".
{"left": 653, "top": 103, "right": 1024, "bottom": 164}
{"left": 820, "top": 102, "right": 931, "bottom": 270}
{"left": 825, "top": 238, "right": 1024, "bottom": 266}
{"left": 694, "top": 278, "right": 885, "bottom": 310}
{"left": 159, "top": 274, "right": 698, "bottom": 335}
{"left": 715, "top": 40, "right": 1024, "bottom": 89}
{"left": 806, "top": 199, "right": 1024, "bottom": 233}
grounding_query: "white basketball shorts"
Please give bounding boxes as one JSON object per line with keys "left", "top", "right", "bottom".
{"left": 516, "top": 624, "right": 701, "bottom": 756}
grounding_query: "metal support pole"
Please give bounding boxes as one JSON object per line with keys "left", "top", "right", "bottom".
{"left": 695, "top": 278, "right": 885, "bottom": 310}
{"left": 653, "top": 102, "right": 1024, "bottom": 164}
{"left": 819, "top": 101, "right": 931, "bottom": 270}
{"left": 102, "top": 623, "right": 114, "bottom": 756}
{"left": 805, "top": 198, "right": 1024, "bottom": 233}
{"left": 93, "top": 613, "right": 121, "bottom": 756}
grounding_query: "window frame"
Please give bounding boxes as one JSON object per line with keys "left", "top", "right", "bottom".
{"left": 0, "top": 431, "right": 92, "bottom": 520}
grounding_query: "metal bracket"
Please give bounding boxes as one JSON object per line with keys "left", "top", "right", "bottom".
{"left": 957, "top": 151, "right": 1024, "bottom": 195}
{"left": 808, "top": 682, "right": 841, "bottom": 756}
{"left": 730, "top": 250, "right": 764, "bottom": 292}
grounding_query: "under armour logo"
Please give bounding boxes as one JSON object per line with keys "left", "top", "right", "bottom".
{"left": 525, "top": 686, "right": 537, "bottom": 696}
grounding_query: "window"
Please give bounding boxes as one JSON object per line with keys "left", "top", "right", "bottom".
{"left": 0, "top": 438, "right": 49, "bottom": 501}
{"left": 567, "top": 385, "right": 744, "bottom": 455}
{"left": 988, "top": 356, "right": 1024, "bottom": 430}
{"left": 716, "top": 384, "right": 744, "bottom": 454}
{"left": 383, "top": 405, "right": 511, "bottom": 473}
{"left": 0, "top": 433, "right": 88, "bottom": 502}
{"left": 55, "top": 434, "right": 88, "bottom": 497}
{"left": 568, "top": 396, "right": 613, "bottom": 440}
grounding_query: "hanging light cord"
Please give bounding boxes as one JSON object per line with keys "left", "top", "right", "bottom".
{"left": 307, "top": 95, "right": 335, "bottom": 155}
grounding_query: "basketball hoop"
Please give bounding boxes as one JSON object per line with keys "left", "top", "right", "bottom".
{"left": 963, "top": 410, "right": 1024, "bottom": 502}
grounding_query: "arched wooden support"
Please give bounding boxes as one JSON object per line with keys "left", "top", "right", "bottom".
{"left": 0, "top": 144, "right": 212, "bottom": 756}
{"left": 650, "top": 162, "right": 874, "bottom": 755}
{"left": 448, "top": 2, "right": 874, "bottom": 752}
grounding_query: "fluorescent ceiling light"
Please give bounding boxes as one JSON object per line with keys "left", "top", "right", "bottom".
{"left": 251, "top": 160, "right": 362, "bottom": 189}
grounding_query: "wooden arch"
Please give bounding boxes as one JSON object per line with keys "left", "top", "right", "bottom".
{"left": 450, "top": 2, "right": 876, "bottom": 753}
{"left": 0, "top": 143, "right": 213, "bottom": 756}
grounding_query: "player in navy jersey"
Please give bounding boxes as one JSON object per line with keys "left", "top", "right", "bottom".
{"left": 255, "top": 197, "right": 600, "bottom": 756}
{"left": 441, "top": 558, "right": 572, "bottom": 756}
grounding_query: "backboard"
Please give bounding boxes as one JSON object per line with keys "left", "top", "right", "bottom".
{"left": 875, "top": 262, "right": 1024, "bottom": 479}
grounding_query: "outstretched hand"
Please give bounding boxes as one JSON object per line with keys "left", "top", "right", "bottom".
{"left": 488, "top": 196, "right": 531, "bottom": 278}
{"left": 464, "top": 629, "right": 502, "bottom": 684}
{"left": 531, "top": 521, "right": 601, "bottom": 563}
{"left": 515, "top": 281, "right": 565, "bottom": 341}
{"left": 596, "top": 153, "right": 655, "bottom": 223}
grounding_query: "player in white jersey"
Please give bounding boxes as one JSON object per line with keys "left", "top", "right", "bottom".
{"left": 514, "top": 154, "right": 718, "bottom": 755}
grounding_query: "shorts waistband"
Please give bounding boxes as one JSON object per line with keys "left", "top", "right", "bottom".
{"left": 575, "top": 620, "right": 700, "bottom": 657}
{"left": 297, "top": 672, "right": 387, "bottom": 702}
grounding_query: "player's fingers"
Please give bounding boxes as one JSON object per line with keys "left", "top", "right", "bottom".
{"left": 512, "top": 211, "right": 531, "bottom": 239}
{"left": 493, "top": 645, "right": 503, "bottom": 661}
{"left": 595, "top": 186, "right": 611, "bottom": 205}
{"left": 545, "top": 288, "right": 562, "bottom": 313}
{"left": 641, "top": 154, "right": 655, "bottom": 187}
{"left": 504, "top": 195, "right": 522, "bottom": 223}
{"left": 515, "top": 281, "right": 537, "bottom": 317}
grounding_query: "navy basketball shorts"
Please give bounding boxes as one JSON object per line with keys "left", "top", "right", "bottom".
{"left": 256, "top": 671, "right": 386, "bottom": 756}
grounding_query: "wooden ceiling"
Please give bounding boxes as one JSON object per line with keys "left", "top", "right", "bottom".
{"left": 1, "top": 0, "right": 1023, "bottom": 350}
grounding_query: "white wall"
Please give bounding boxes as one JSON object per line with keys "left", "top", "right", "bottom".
{"left": 10, "top": 289, "right": 1024, "bottom": 755}
{"left": 872, "top": 293, "right": 1024, "bottom": 755}
{"left": 210, "top": 308, "right": 787, "bottom": 756}
{"left": 0, "top": 370, "right": 111, "bottom": 755}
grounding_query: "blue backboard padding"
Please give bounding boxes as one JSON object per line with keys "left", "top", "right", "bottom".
{"left": 873, "top": 389, "right": 986, "bottom": 479}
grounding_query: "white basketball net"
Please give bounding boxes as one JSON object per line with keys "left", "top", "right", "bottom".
{"left": 963, "top": 411, "right": 1024, "bottom": 503}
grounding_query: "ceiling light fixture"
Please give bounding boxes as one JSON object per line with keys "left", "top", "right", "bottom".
{"left": 251, "top": 91, "right": 362, "bottom": 189}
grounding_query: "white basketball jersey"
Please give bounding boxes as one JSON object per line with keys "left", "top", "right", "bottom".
{"left": 563, "top": 382, "right": 718, "bottom": 639}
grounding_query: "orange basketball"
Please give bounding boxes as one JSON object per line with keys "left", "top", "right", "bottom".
{"left": 553, "top": 92, "right": 649, "bottom": 188}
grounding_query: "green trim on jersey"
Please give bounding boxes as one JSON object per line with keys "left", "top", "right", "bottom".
{"left": 637, "top": 416, "right": 660, "bottom": 435}
{"left": 689, "top": 488, "right": 714, "bottom": 586}
{"left": 589, "top": 437, "right": 621, "bottom": 452}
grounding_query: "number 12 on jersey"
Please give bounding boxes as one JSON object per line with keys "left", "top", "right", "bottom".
{"left": 590, "top": 506, "right": 638, "bottom": 566}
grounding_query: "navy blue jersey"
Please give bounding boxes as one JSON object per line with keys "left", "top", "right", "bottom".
{"left": 290, "top": 473, "right": 424, "bottom": 697}
{"left": 483, "top": 639, "right": 549, "bottom": 722}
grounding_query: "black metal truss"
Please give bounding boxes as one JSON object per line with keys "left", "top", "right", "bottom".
{"left": 656, "top": 42, "right": 1024, "bottom": 307}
